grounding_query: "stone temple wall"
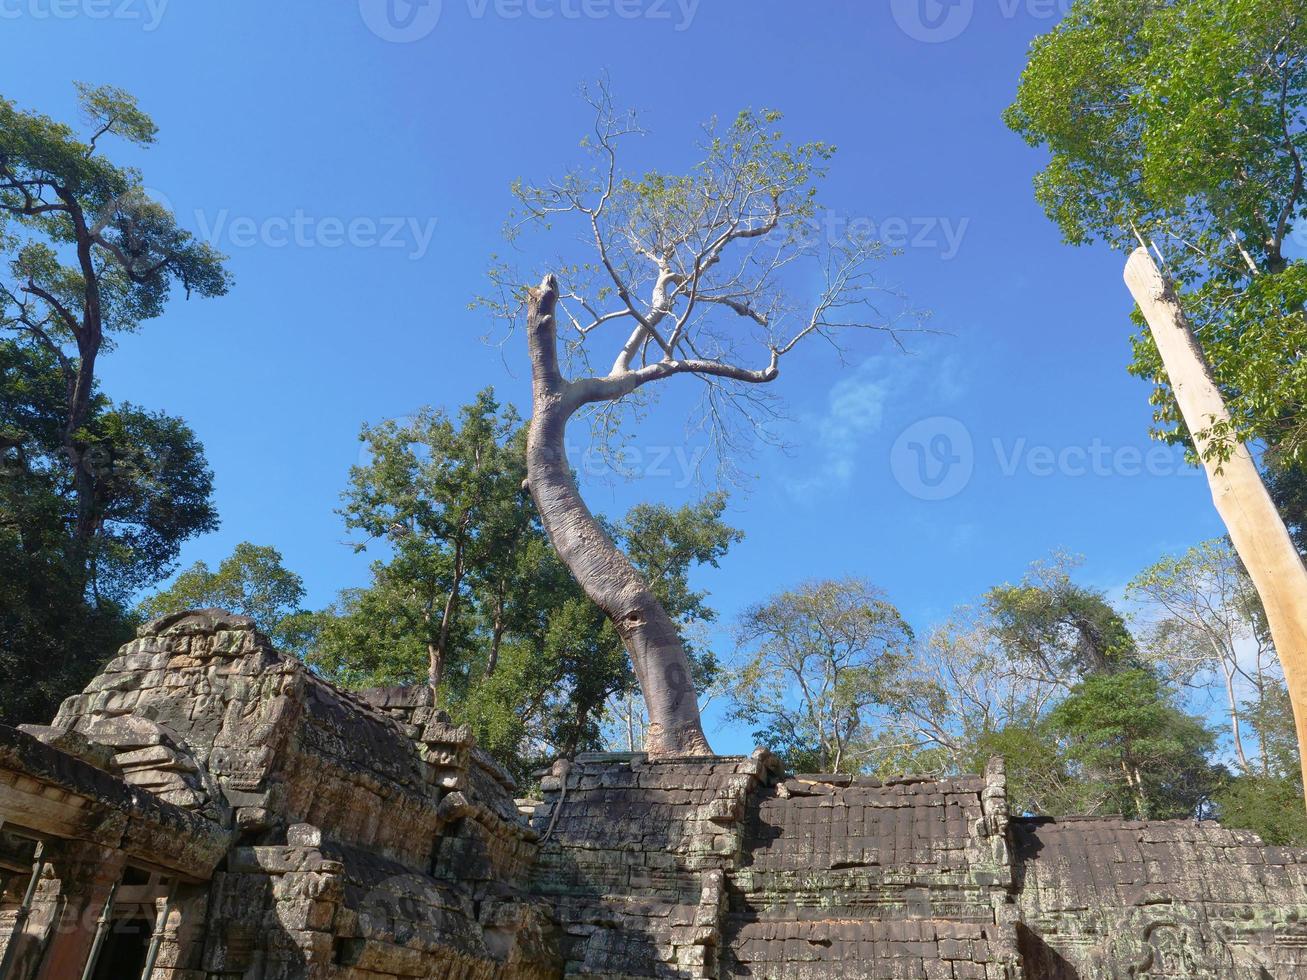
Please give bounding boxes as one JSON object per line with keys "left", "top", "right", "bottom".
{"left": 726, "top": 768, "right": 1018, "bottom": 979}
{"left": 1013, "top": 815, "right": 1307, "bottom": 978}
{"left": 1, "top": 609, "right": 1306, "bottom": 979}
{"left": 527, "top": 755, "right": 1019, "bottom": 978}
{"left": 7, "top": 609, "right": 558, "bottom": 980}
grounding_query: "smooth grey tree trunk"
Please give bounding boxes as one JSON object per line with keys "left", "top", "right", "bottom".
{"left": 524, "top": 276, "right": 712, "bottom": 757}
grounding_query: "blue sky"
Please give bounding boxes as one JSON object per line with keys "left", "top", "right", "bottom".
{"left": 4, "top": 0, "right": 1229, "bottom": 753}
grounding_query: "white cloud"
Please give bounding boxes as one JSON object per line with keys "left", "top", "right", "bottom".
{"left": 787, "top": 351, "right": 967, "bottom": 497}
{"left": 820, "top": 364, "right": 893, "bottom": 480}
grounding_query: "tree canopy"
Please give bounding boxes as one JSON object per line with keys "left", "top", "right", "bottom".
{"left": 139, "top": 542, "right": 312, "bottom": 653}
{"left": 1006, "top": 0, "right": 1307, "bottom": 472}
{"left": 0, "top": 84, "right": 226, "bottom": 723}
{"left": 729, "top": 578, "right": 914, "bottom": 774}
{"left": 303, "top": 389, "right": 740, "bottom": 779}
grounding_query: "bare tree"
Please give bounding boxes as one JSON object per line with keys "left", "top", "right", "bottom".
{"left": 728, "top": 578, "right": 914, "bottom": 774}
{"left": 481, "top": 85, "right": 918, "bottom": 755}
{"left": 880, "top": 606, "right": 1063, "bottom": 770}
{"left": 1128, "top": 538, "right": 1282, "bottom": 777}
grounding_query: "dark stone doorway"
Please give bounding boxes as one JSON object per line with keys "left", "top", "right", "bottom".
{"left": 89, "top": 916, "right": 150, "bottom": 980}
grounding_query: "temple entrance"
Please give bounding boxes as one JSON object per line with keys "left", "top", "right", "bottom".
{"left": 89, "top": 916, "right": 150, "bottom": 980}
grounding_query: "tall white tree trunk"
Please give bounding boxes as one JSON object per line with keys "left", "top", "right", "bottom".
{"left": 1124, "top": 247, "right": 1307, "bottom": 805}
{"left": 524, "top": 276, "right": 713, "bottom": 758}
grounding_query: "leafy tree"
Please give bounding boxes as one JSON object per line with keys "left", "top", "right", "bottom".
{"left": 0, "top": 85, "right": 225, "bottom": 723}
{"left": 0, "top": 83, "right": 229, "bottom": 580}
{"left": 1264, "top": 460, "right": 1307, "bottom": 556}
{"left": 729, "top": 578, "right": 914, "bottom": 774}
{"left": 311, "top": 391, "right": 739, "bottom": 778}
{"left": 1, "top": 337, "right": 214, "bottom": 723}
{"left": 986, "top": 553, "right": 1137, "bottom": 681}
{"left": 86, "top": 404, "right": 217, "bottom": 599}
{"left": 1006, "top": 0, "right": 1307, "bottom": 462}
{"left": 1216, "top": 682, "right": 1307, "bottom": 842}
{"left": 1128, "top": 539, "right": 1281, "bottom": 776}
{"left": 1046, "top": 669, "right": 1220, "bottom": 820}
{"left": 1245, "top": 680, "right": 1304, "bottom": 781}
{"left": 138, "top": 542, "right": 311, "bottom": 653}
{"left": 874, "top": 562, "right": 1233, "bottom": 819}
{"left": 1214, "top": 773, "right": 1307, "bottom": 845}
{"left": 481, "top": 82, "right": 919, "bottom": 756}
{"left": 1007, "top": 4, "right": 1307, "bottom": 804}
{"left": 873, "top": 605, "right": 1067, "bottom": 809}
{"left": 965, "top": 725, "right": 1087, "bottom": 818}
{"left": 331, "top": 391, "right": 527, "bottom": 692}
{"left": 0, "top": 553, "right": 133, "bottom": 726}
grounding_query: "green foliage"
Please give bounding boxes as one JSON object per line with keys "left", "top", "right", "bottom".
{"left": 0, "top": 85, "right": 225, "bottom": 723}
{"left": 1124, "top": 538, "right": 1305, "bottom": 833}
{"left": 0, "top": 344, "right": 139, "bottom": 721}
{"left": 1214, "top": 774, "right": 1307, "bottom": 845}
{"left": 73, "top": 83, "right": 158, "bottom": 147}
{"left": 0, "top": 87, "right": 230, "bottom": 348}
{"left": 986, "top": 553, "right": 1137, "bottom": 679}
{"left": 85, "top": 404, "right": 217, "bottom": 598}
{"left": 1046, "top": 669, "right": 1220, "bottom": 820}
{"left": 1244, "top": 682, "right": 1303, "bottom": 783}
{"left": 139, "top": 542, "right": 310, "bottom": 653}
{"left": 1264, "top": 459, "right": 1307, "bottom": 555}
{"left": 729, "top": 578, "right": 914, "bottom": 774}
{"left": 308, "top": 390, "right": 739, "bottom": 779}
{"left": 325, "top": 390, "right": 529, "bottom": 690}
{"left": 1127, "top": 538, "right": 1277, "bottom": 775}
{"left": 965, "top": 726, "right": 1083, "bottom": 817}
{"left": 855, "top": 555, "right": 1258, "bottom": 823}
{"left": 0, "top": 555, "right": 134, "bottom": 726}
{"left": 479, "top": 86, "right": 911, "bottom": 481}
{"left": 868, "top": 603, "right": 1064, "bottom": 799}
{"left": 0, "top": 338, "right": 213, "bottom": 723}
{"left": 0, "top": 337, "right": 217, "bottom": 603}
{"left": 1006, "top": 0, "right": 1307, "bottom": 464}
{"left": 612, "top": 107, "right": 835, "bottom": 253}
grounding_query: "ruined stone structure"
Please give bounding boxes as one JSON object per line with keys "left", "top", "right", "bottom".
{"left": 1, "top": 610, "right": 1305, "bottom": 978}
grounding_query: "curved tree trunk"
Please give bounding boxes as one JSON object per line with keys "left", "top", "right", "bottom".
{"left": 524, "top": 276, "right": 712, "bottom": 758}
{"left": 1125, "top": 247, "right": 1307, "bottom": 807}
